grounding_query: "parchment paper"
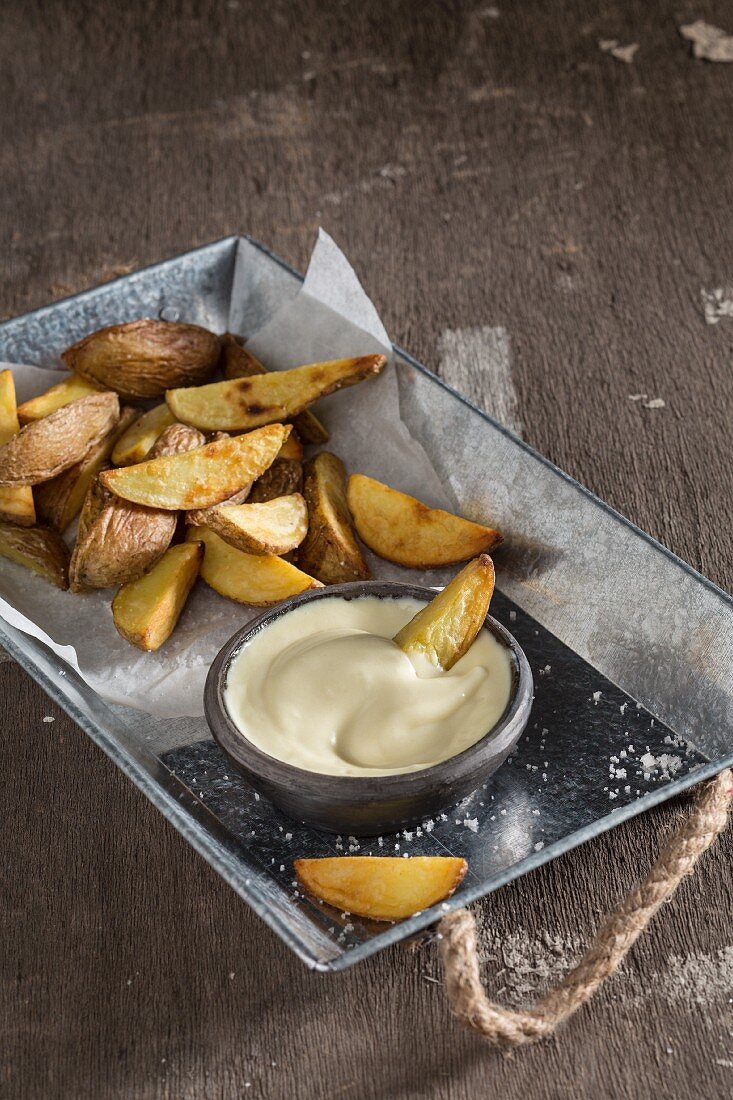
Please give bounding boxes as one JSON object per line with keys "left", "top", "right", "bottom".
{"left": 0, "top": 231, "right": 450, "bottom": 716}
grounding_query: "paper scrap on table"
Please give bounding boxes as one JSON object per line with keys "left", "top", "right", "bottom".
{"left": 0, "top": 231, "right": 451, "bottom": 717}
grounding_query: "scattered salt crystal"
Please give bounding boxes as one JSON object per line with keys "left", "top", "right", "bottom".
{"left": 284, "top": 832, "right": 292, "bottom": 840}
{"left": 254, "top": 792, "right": 260, "bottom": 801}
{"left": 509, "top": 610, "right": 517, "bottom": 622}
{"left": 279, "top": 864, "right": 285, "bottom": 872}
{"left": 640, "top": 752, "right": 657, "bottom": 769}
{"left": 402, "top": 852, "right": 410, "bottom": 858}
{"left": 534, "top": 842, "right": 544, "bottom": 851}
{"left": 463, "top": 818, "right": 479, "bottom": 832}
{"left": 592, "top": 691, "right": 601, "bottom": 704}
{"left": 500, "top": 809, "right": 507, "bottom": 816}
{"left": 620, "top": 703, "right": 627, "bottom": 715}
{"left": 229, "top": 972, "right": 235, "bottom": 980}
{"left": 42, "top": 716, "right": 55, "bottom": 723}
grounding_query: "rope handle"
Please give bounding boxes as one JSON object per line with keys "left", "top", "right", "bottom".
{"left": 438, "top": 768, "right": 732, "bottom": 1049}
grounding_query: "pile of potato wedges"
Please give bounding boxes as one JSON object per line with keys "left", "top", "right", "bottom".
{"left": 0, "top": 319, "right": 503, "bottom": 652}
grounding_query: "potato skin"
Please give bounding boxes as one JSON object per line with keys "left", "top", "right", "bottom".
{"left": 62, "top": 319, "right": 221, "bottom": 399}
{"left": 0, "top": 369, "right": 35, "bottom": 526}
{"left": 0, "top": 392, "right": 120, "bottom": 486}
{"left": 35, "top": 406, "right": 138, "bottom": 532}
{"left": 0, "top": 521, "right": 70, "bottom": 589}
{"left": 248, "top": 458, "right": 303, "bottom": 503}
{"left": 68, "top": 419, "right": 204, "bottom": 591}
{"left": 297, "top": 452, "right": 369, "bottom": 584}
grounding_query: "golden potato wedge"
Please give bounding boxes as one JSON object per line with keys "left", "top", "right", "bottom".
{"left": 298, "top": 452, "right": 369, "bottom": 584}
{"left": 0, "top": 521, "right": 70, "bottom": 589}
{"left": 393, "top": 555, "right": 496, "bottom": 671}
{"left": 69, "top": 419, "right": 205, "bottom": 591}
{"left": 278, "top": 429, "right": 303, "bottom": 462}
{"left": 16, "top": 372, "right": 104, "bottom": 424}
{"left": 195, "top": 494, "right": 308, "bottom": 556}
{"left": 0, "top": 370, "right": 35, "bottom": 526}
{"left": 62, "top": 319, "right": 221, "bottom": 399}
{"left": 35, "top": 406, "right": 138, "bottom": 532}
{"left": 0, "top": 392, "right": 120, "bottom": 486}
{"left": 100, "top": 424, "right": 288, "bottom": 510}
{"left": 166, "top": 354, "right": 386, "bottom": 431}
{"left": 294, "top": 856, "right": 467, "bottom": 922}
{"left": 220, "top": 333, "right": 329, "bottom": 444}
{"left": 112, "top": 541, "right": 203, "bottom": 651}
{"left": 111, "top": 403, "right": 177, "bottom": 465}
{"left": 248, "top": 458, "right": 303, "bottom": 503}
{"left": 347, "top": 475, "right": 503, "bottom": 568}
{"left": 187, "top": 525, "right": 321, "bottom": 605}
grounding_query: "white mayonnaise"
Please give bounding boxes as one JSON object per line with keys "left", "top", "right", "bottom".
{"left": 224, "top": 595, "right": 513, "bottom": 777}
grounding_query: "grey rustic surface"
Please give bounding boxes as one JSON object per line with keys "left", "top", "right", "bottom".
{"left": 1, "top": 1, "right": 732, "bottom": 1097}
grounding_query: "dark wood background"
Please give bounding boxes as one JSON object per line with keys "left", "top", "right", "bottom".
{"left": 2, "top": 1, "right": 731, "bottom": 1097}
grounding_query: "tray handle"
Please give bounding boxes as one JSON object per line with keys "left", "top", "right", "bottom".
{"left": 438, "top": 768, "right": 732, "bottom": 1048}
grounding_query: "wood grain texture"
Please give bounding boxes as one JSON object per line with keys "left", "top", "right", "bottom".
{"left": 1, "top": 0, "right": 732, "bottom": 1097}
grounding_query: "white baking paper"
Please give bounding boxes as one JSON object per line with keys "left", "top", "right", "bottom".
{"left": 0, "top": 231, "right": 450, "bottom": 716}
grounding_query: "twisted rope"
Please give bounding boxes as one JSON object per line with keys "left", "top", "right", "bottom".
{"left": 439, "top": 769, "right": 732, "bottom": 1049}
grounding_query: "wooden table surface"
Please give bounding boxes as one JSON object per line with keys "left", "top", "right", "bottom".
{"left": 2, "top": 2, "right": 732, "bottom": 1097}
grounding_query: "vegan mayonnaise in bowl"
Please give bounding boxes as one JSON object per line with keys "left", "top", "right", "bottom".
{"left": 204, "top": 582, "right": 533, "bottom": 835}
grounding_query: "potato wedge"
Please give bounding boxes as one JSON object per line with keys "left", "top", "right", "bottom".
{"left": 294, "top": 856, "right": 467, "bottom": 922}
{"left": 220, "top": 333, "right": 329, "bottom": 444}
{"left": 62, "top": 319, "right": 221, "bottom": 399}
{"left": 393, "top": 555, "right": 496, "bottom": 670}
{"left": 0, "top": 521, "right": 70, "bottom": 589}
{"left": 100, "top": 424, "right": 288, "bottom": 510}
{"left": 69, "top": 420, "right": 204, "bottom": 591}
{"left": 195, "top": 494, "right": 308, "bottom": 556}
{"left": 112, "top": 541, "right": 203, "bottom": 651}
{"left": 16, "top": 372, "right": 103, "bottom": 424}
{"left": 166, "top": 355, "right": 386, "bottom": 431}
{"left": 0, "top": 392, "right": 120, "bottom": 486}
{"left": 347, "top": 475, "right": 503, "bottom": 568}
{"left": 278, "top": 429, "right": 303, "bottom": 462}
{"left": 248, "top": 458, "right": 303, "bottom": 503}
{"left": 0, "top": 370, "right": 35, "bottom": 525}
{"left": 219, "top": 332, "right": 266, "bottom": 380}
{"left": 35, "top": 406, "right": 138, "bottom": 532}
{"left": 298, "top": 452, "right": 369, "bottom": 584}
{"left": 187, "top": 525, "right": 321, "bottom": 605}
{"left": 111, "top": 403, "right": 177, "bottom": 465}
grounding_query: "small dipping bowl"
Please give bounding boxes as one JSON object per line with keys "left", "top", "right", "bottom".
{"left": 204, "top": 582, "right": 533, "bottom": 836}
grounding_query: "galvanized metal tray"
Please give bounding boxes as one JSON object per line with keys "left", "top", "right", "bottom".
{"left": 1, "top": 236, "right": 730, "bottom": 971}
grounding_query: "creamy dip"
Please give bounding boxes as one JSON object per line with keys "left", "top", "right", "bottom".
{"left": 224, "top": 595, "right": 513, "bottom": 777}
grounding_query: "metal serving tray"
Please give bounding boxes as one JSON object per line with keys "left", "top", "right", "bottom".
{"left": 1, "top": 236, "right": 731, "bottom": 971}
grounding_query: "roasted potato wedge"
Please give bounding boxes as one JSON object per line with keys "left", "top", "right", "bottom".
{"left": 112, "top": 541, "right": 203, "bottom": 651}
{"left": 278, "top": 429, "right": 303, "bottom": 462}
{"left": 69, "top": 421, "right": 204, "bottom": 591}
{"left": 298, "top": 452, "right": 369, "bottom": 584}
{"left": 294, "top": 856, "right": 467, "bottom": 922}
{"left": 220, "top": 333, "right": 329, "bottom": 444}
{"left": 0, "top": 521, "right": 70, "bottom": 589}
{"left": 195, "top": 494, "right": 308, "bottom": 556}
{"left": 0, "top": 371, "right": 35, "bottom": 525}
{"left": 394, "top": 555, "right": 496, "bottom": 670}
{"left": 187, "top": 525, "right": 321, "bottom": 605}
{"left": 0, "top": 392, "right": 120, "bottom": 486}
{"left": 166, "top": 355, "right": 386, "bottom": 431}
{"left": 100, "top": 424, "right": 288, "bottom": 510}
{"left": 111, "top": 403, "right": 178, "bottom": 465}
{"left": 248, "top": 458, "right": 303, "bottom": 503}
{"left": 35, "top": 406, "right": 138, "bottom": 532}
{"left": 62, "top": 319, "right": 221, "bottom": 399}
{"left": 347, "top": 475, "right": 503, "bottom": 567}
{"left": 219, "top": 332, "right": 266, "bottom": 380}
{"left": 16, "top": 372, "right": 104, "bottom": 424}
